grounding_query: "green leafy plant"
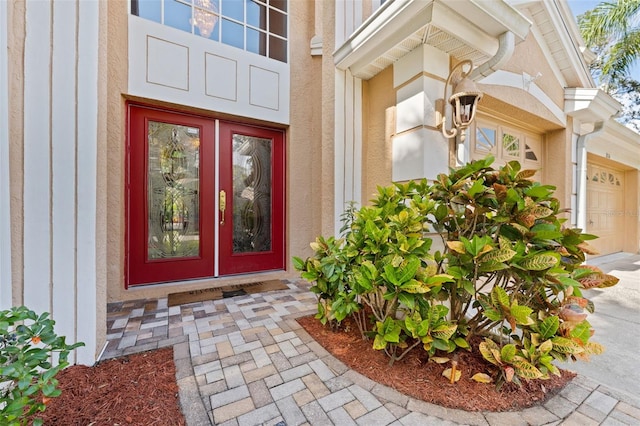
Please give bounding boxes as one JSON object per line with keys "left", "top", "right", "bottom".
{"left": 1, "top": 306, "right": 85, "bottom": 425}
{"left": 294, "top": 156, "right": 618, "bottom": 384}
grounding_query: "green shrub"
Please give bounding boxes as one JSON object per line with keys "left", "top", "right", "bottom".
{"left": 1, "top": 306, "right": 85, "bottom": 425}
{"left": 294, "top": 156, "right": 618, "bottom": 383}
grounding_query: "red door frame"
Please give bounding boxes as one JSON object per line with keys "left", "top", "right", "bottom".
{"left": 217, "top": 122, "right": 286, "bottom": 275}
{"left": 126, "top": 105, "right": 215, "bottom": 286}
{"left": 126, "top": 105, "right": 286, "bottom": 286}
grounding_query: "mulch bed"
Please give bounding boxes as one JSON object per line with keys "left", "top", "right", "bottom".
{"left": 29, "top": 313, "right": 575, "bottom": 424}
{"left": 33, "top": 347, "right": 186, "bottom": 425}
{"left": 298, "top": 314, "right": 575, "bottom": 412}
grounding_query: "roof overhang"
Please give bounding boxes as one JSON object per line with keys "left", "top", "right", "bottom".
{"left": 334, "top": 0, "right": 531, "bottom": 80}
{"left": 565, "top": 88, "right": 621, "bottom": 124}
{"left": 587, "top": 120, "right": 640, "bottom": 170}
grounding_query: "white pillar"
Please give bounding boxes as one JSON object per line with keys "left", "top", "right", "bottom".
{"left": 23, "top": 0, "right": 53, "bottom": 316}
{"left": 334, "top": 69, "right": 363, "bottom": 236}
{"left": 0, "top": 0, "right": 12, "bottom": 309}
{"left": 75, "top": 0, "right": 100, "bottom": 366}
{"left": 22, "top": 0, "right": 100, "bottom": 365}
{"left": 392, "top": 44, "right": 449, "bottom": 182}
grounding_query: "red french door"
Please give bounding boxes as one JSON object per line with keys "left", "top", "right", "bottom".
{"left": 126, "top": 105, "right": 285, "bottom": 286}
{"left": 218, "top": 122, "right": 285, "bottom": 275}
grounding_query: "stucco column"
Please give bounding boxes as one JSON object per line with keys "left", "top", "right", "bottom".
{"left": 391, "top": 44, "right": 449, "bottom": 182}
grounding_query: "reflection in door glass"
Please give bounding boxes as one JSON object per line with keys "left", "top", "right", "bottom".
{"left": 232, "top": 135, "right": 272, "bottom": 253}
{"left": 147, "top": 122, "right": 201, "bottom": 259}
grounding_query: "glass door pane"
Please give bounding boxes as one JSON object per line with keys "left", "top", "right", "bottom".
{"left": 232, "top": 135, "right": 272, "bottom": 254}
{"left": 147, "top": 122, "right": 201, "bottom": 260}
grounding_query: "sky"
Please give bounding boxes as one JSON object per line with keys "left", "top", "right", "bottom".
{"left": 566, "top": 0, "right": 640, "bottom": 81}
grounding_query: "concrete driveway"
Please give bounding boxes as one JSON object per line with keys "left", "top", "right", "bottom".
{"left": 558, "top": 253, "right": 640, "bottom": 401}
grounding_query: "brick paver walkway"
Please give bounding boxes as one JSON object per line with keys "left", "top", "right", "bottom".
{"left": 103, "top": 280, "right": 640, "bottom": 425}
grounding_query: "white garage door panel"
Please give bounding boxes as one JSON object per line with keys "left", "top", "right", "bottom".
{"left": 586, "top": 163, "right": 625, "bottom": 256}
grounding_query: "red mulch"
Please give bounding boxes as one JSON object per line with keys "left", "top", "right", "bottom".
{"left": 298, "top": 315, "right": 575, "bottom": 412}
{"left": 28, "top": 314, "right": 575, "bottom": 424}
{"left": 33, "top": 347, "right": 186, "bottom": 426}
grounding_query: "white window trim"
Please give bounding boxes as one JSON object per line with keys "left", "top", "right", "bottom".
{"left": 471, "top": 116, "right": 544, "bottom": 168}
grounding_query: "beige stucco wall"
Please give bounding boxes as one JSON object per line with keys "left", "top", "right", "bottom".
{"left": 319, "top": 0, "right": 337, "bottom": 238}
{"left": 623, "top": 169, "right": 640, "bottom": 253}
{"left": 105, "top": 0, "right": 128, "bottom": 303}
{"left": 286, "top": 0, "right": 323, "bottom": 269}
{"left": 362, "top": 67, "right": 395, "bottom": 202}
{"left": 476, "top": 31, "right": 567, "bottom": 132}
{"left": 545, "top": 128, "right": 573, "bottom": 215}
{"left": 504, "top": 32, "right": 566, "bottom": 110}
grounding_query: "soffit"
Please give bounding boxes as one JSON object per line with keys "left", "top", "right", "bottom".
{"left": 334, "top": 0, "right": 531, "bottom": 80}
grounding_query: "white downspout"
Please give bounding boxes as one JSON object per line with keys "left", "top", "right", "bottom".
{"left": 576, "top": 122, "right": 605, "bottom": 231}
{"left": 458, "top": 31, "right": 515, "bottom": 165}
{"left": 469, "top": 31, "right": 516, "bottom": 81}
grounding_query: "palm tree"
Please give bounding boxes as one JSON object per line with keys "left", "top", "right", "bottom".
{"left": 578, "top": 0, "right": 640, "bottom": 90}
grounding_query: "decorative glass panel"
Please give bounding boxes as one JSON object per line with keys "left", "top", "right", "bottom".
{"left": 503, "top": 133, "right": 520, "bottom": 158}
{"left": 232, "top": 135, "right": 272, "bottom": 253}
{"left": 147, "top": 122, "right": 201, "bottom": 259}
{"left": 475, "top": 127, "right": 496, "bottom": 154}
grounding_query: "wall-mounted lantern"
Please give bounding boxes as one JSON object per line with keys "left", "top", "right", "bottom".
{"left": 438, "top": 59, "right": 483, "bottom": 142}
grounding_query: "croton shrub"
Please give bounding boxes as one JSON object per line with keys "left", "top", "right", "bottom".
{"left": 1, "top": 306, "right": 84, "bottom": 425}
{"left": 293, "top": 156, "right": 618, "bottom": 386}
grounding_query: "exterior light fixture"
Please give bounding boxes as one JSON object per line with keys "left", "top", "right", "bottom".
{"left": 438, "top": 59, "right": 483, "bottom": 142}
{"left": 192, "top": 0, "right": 219, "bottom": 38}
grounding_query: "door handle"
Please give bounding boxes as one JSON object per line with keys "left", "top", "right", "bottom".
{"left": 219, "top": 190, "right": 226, "bottom": 225}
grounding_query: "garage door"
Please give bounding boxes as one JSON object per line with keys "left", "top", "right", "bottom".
{"left": 586, "top": 162, "right": 625, "bottom": 256}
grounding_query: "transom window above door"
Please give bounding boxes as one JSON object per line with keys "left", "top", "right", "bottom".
{"left": 472, "top": 117, "right": 543, "bottom": 169}
{"left": 131, "top": 0, "right": 288, "bottom": 63}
